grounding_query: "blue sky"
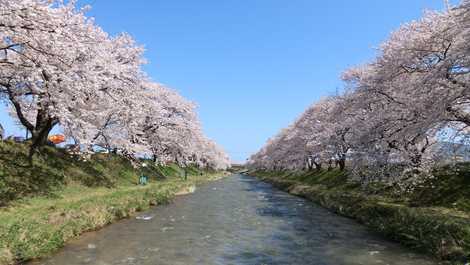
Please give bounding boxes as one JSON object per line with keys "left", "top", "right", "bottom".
{"left": 0, "top": 0, "right": 458, "bottom": 163}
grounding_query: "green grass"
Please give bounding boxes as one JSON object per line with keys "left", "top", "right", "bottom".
{"left": 410, "top": 163, "right": 470, "bottom": 212}
{"left": 0, "top": 141, "right": 227, "bottom": 265}
{"left": 250, "top": 168, "right": 470, "bottom": 264}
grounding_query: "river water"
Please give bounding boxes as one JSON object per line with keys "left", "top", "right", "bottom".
{"left": 30, "top": 174, "right": 439, "bottom": 265}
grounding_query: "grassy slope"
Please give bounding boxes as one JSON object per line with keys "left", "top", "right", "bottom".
{"left": 0, "top": 141, "right": 226, "bottom": 265}
{"left": 250, "top": 168, "right": 470, "bottom": 264}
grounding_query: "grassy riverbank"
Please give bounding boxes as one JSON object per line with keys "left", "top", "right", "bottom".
{"left": 0, "top": 141, "right": 226, "bottom": 265}
{"left": 248, "top": 168, "right": 470, "bottom": 264}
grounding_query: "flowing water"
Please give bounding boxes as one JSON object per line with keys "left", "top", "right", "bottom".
{"left": 30, "top": 174, "right": 439, "bottom": 265}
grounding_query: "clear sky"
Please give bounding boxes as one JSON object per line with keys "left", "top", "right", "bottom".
{"left": 0, "top": 0, "right": 458, "bottom": 163}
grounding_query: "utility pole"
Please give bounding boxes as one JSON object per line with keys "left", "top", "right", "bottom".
{"left": 0, "top": 123, "right": 4, "bottom": 140}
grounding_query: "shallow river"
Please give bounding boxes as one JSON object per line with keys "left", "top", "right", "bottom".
{"left": 30, "top": 174, "right": 439, "bottom": 265}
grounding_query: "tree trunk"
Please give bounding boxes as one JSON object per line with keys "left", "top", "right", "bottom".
{"left": 306, "top": 158, "right": 313, "bottom": 171}
{"left": 313, "top": 162, "right": 322, "bottom": 171}
{"left": 338, "top": 158, "right": 346, "bottom": 171}
{"left": 327, "top": 160, "right": 333, "bottom": 171}
{"left": 28, "top": 118, "right": 56, "bottom": 160}
{"left": 409, "top": 153, "right": 423, "bottom": 174}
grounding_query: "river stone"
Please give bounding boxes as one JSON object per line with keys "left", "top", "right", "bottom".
{"left": 87, "top": 244, "right": 97, "bottom": 249}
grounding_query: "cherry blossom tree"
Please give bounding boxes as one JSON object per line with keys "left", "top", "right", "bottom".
{"left": 0, "top": 0, "right": 145, "bottom": 157}
{"left": 0, "top": 0, "right": 230, "bottom": 169}
{"left": 249, "top": 1, "right": 470, "bottom": 185}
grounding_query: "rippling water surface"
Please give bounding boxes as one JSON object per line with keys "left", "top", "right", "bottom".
{"left": 30, "top": 174, "right": 439, "bottom": 265}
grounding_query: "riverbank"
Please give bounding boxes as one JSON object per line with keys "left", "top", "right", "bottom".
{"left": 0, "top": 141, "right": 227, "bottom": 265}
{"left": 248, "top": 169, "right": 470, "bottom": 264}
{"left": 0, "top": 173, "right": 226, "bottom": 265}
